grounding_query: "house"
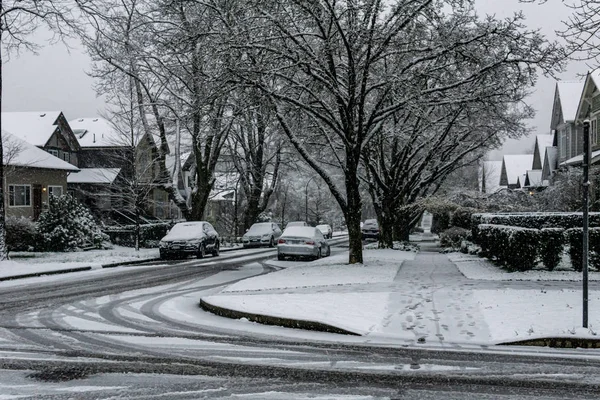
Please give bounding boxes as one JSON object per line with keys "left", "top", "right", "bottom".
{"left": 523, "top": 170, "right": 542, "bottom": 189}
{"left": 68, "top": 117, "right": 182, "bottom": 222}
{"left": 532, "top": 134, "right": 554, "bottom": 171}
{"left": 479, "top": 160, "right": 503, "bottom": 193}
{"left": 1, "top": 111, "right": 81, "bottom": 166}
{"left": 2, "top": 131, "right": 79, "bottom": 220}
{"left": 499, "top": 154, "right": 534, "bottom": 189}
{"left": 551, "top": 81, "right": 585, "bottom": 165}
{"left": 541, "top": 146, "right": 559, "bottom": 183}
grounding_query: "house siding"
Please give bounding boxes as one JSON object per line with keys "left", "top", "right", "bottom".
{"left": 5, "top": 168, "right": 69, "bottom": 219}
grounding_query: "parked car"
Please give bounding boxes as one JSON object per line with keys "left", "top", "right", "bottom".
{"left": 286, "top": 221, "right": 309, "bottom": 228}
{"left": 361, "top": 219, "right": 379, "bottom": 240}
{"left": 277, "top": 226, "right": 331, "bottom": 261}
{"left": 316, "top": 224, "right": 333, "bottom": 239}
{"left": 242, "top": 222, "right": 282, "bottom": 248}
{"left": 159, "top": 221, "right": 220, "bottom": 259}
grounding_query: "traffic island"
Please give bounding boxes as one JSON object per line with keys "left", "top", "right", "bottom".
{"left": 199, "top": 298, "right": 360, "bottom": 336}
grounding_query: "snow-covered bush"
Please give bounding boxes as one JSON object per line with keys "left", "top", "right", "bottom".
{"left": 565, "top": 228, "right": 600, "bottom": 272}
{"left": 439, "top": 227, "right": 471, "bottom": 249}
{"left": 472, "top": 212, "right": 600, "bottom": 231}
{"left": 477, "top": 224, "right": 538, "bottom": 271}
{"left": 539, "top": 228, "right": 564, "bottom": 271}
{"left": 450, "top": 207, "right": 476, "bottom": 230}
{"left": 37, "top": 194, "right": 108, "bottom": 252}
{"left": 6, "top": 216, "right": 41, "bottom": 252}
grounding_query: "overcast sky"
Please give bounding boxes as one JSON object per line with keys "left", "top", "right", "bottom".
{"left": 1, "top": 0, "right": 591, "bottom": 160}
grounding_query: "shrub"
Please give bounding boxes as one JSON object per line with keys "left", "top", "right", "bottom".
{"left": 565, "top": 228, "right": 600, "bottom": 271}
{"left": 539, "top": 228, "right": 564, "bottom": 271}
{"left": 431, "top": 212, "right": 450, "bottom": 234}
{"left": 451, "top": 208, "right": 475, "bottom": 230}
{"left": 6, "top": 216, "right": 41, "bottom": 252}
{"left": 472, "top": 212, "right": 600, "bottom": 232}
{"left": 477, "top": 224, "right": 538, "bottom": 271}
{"left": 37, "top": 194, "right": 108, "bottom": 251}
{"left": 439, "top": 227, "right": 471, "bottom": 248}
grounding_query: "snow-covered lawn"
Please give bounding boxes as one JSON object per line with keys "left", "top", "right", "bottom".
{"left": 0, "top": 246, "right": 161, "bottom": 278}
{"left": 223, "top": 250, "right": 413, "bottom": 293}
{"left": 448, "top": 252, "right": 600, "bottom": 281}
{"left": 475, "top": 288, "right": 600, "bottom": 341}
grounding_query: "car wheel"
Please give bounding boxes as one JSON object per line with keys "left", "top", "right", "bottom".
{"left": 315, "top": 248, "right": 321, "bottom": 260}
{"left": 269, "top": 237, "right": 274, "bottom": 248}
{"left": 277, "top": 253, "right": 284, "bottom": 261}
{"left": 212, "top": 241, "right": 220, "bottom": 257}
{"left": 326, "top": 246, "right": 331, "bottom": 257}
{"left": 197, "top": 243, "right": 206, "bottom": 259}
{"left": 160, "top": 251, "right": 169, "bottom": 260}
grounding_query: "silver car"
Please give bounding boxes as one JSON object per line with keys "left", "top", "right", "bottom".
{"left": 242, "top": 222, "right": 282, "bottom": 248}
{"left": 159, "top": 221, "right": 220, "bottom": 259}
{"left": 277, "top": 226, "right": 331, "bottom": 261}
{"left": 316, "top": 224, "right": 333, "bottom": 239}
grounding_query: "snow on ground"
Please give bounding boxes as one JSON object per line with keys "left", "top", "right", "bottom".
{"left": 475, "top": 288, "right": 600, "bottom": 342}
{"left": 224, "top": 249, "right": 414, "bottom": 292}
{"left": 448, "top": 252, "right": 600, "bottom": 281}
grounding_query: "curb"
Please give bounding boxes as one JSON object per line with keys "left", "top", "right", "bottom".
{"left": 0, "top": 266, "right": 93, "bottom": 282}
{"left": 500, "top": 337, "right": 600, "bottom": 349}
{"left": 199, "top": 298, "right": 360, "bottom": 336}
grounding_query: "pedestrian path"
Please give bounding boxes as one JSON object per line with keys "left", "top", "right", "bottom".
{"left": 369, "top": 245, "right": 492, "bottom": 345}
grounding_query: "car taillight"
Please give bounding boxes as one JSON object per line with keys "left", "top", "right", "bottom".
{"left": 305, "top": 240, "right": 315, "bottom": 245}
{"left": 278, "top": 238, "right": 286, "bottom": 244}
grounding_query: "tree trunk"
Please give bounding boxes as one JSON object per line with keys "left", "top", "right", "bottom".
{"left": 0, "top": 37, "right": 7, "bottom": 261}
{"left": 345, "top": 167, "right": 363, "bottom": 264}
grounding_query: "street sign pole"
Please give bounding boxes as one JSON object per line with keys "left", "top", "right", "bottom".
{"left": 582, "top": 119, "right": 590, "bottom": 328}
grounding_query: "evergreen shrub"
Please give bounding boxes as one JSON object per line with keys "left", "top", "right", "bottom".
{"left": 37, "top": 194, "right": 108, "bottom": 251}
{"left": 439, "top": 227, "right": 471, "bottom": 248}
{"left": 538, "top": 228, "right": 564, "bottom": 271}
{"left": 6, "top": 216, "right": 40, "bottom": 252}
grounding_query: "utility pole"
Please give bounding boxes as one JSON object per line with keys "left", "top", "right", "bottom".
{"left": 582, "top": 119, "right": 590, "bottom": 328}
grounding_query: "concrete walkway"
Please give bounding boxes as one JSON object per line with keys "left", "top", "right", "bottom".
{"left": 371, "top": 244, "right": 491, "bottom": 345}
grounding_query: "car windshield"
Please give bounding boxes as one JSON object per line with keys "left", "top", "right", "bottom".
{"left": 282, "top": 226, "right": 315, "bottom": 238}
{"left": 286, "top": 221, "right": 305, "bottom": 227}
{"left": 363, "top": 219, "right": 378, "bottom": 227}
{"left": 163, "top": 222, "right": 203, "bottom": 239}
{"left": 246, "top": 223, "right": 272, "bottom": 235}
{"left": 316, "top": 225, "right": 330, "bottom": 231}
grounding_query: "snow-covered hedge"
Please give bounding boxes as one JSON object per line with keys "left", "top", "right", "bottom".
{"left": 472, "top": 212, "right": 600, "bottom": 232}
{"left": 6, "top": 216, "right": 41, "bottom": 252}
{"left": 565, "top": 228, "right": 600, "bottom": 272}
{"left": 538, "top": 228, "right": 564, "bottom": 271}
{"left": 439, "top": 227, "right": 471, "bottom": 248}
{"left": 103, "top": 222, "right": 174, "bottom": 248}
{"left": 477, "top": 224, "right": 539, "bottom": 271}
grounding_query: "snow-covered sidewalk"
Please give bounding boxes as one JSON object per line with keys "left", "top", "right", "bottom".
{"left": 202, "top": 246, "right": 600, "bottom": 346}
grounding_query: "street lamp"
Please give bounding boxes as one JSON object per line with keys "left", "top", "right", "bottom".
{"left": 582, "top": 119, "right": 591, "bottom": 328}
{"left": 305, "top": 176, "right": 317, "bottom": 223}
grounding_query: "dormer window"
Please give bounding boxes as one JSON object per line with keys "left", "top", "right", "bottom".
{"left": 48, "top": 149, "right": 59, "bottom": 157}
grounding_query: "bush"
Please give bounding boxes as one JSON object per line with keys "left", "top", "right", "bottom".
{"left": 431, "top": 212, "right": 450, "bottom": 234}
{"left": 539, "top": 228, "right": 564, "bottom": 271}
{"left": 451, "top": 208, "right": 475, "bottom": 230}
{"left": 565, "top": 228, "right": 600, "bottom": 271}
{"left": 104, "top": 222, "right": 174, "bottom": 248}
{"left": 439, "top": 227, "right": 471, "bottom": 248}
{"left": 472, "top": 212, "right": 600, "bottom": 232}
{"left": 477, "top": 224, "right": 538, "bottom": 271}
{"left": 6, "top": 216, "right": 41, "bottom": 252}
{"left": 37, "top": 194, "right": 108, "bottom": 251}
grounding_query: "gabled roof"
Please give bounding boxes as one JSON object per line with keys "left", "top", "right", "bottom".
{"left": 501, "top": 154, "right": 534, "bottom": 186}
{"left": 2, "top": 131, "right": 79, "bottom": 171}
{"left": 67, "top": 168, "right": 121, "bottom": 184}
{"left": 533, "top": 135, "right": 554, "bottom": 169}
{"left": 575, "top": 70, "right": 600, "bottom": 122}
{"left": 1, "top": 111, "right": 62, "bottom": 147}
{"left": 524, "top": 170, "right": 542, "bottom": 187}
{"left": 479, "top": 160, "right": 502, "bottom": 193}
{"left": 542, "top": 146, "right": 558, "bottom": 182}
{"left": 69, "top": 117, "right": 125, "bottom": 148}
{"left": 557, "top": 81, "right": 585, "bottom": 122}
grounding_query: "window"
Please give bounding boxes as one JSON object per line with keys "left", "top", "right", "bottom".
{"left": 62, "top": 152, "right": 70, "bottom": 163}
{"left": 559, "top": 128, "right": 567, "bottom": 158}
{"left": 48, "top": 185, "right": 63, "bottom": 198}
{"left": 566, "top": 125, "right": 572, "bottom": 158}
{"left": 48, "top": 149, "right": 59, "bottom": 157}
{"left": 592, "top": 119, "right": 598, "bottom": 146}
{"left": 8, "top": 185, "right": 31, "bottom": 207}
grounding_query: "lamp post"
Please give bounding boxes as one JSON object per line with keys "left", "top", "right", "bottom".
{"left": 305, "top": 176, "right": 317, "bottom": 223}
{"left": 582, "top": 119, "right": 591, "bottom": 328}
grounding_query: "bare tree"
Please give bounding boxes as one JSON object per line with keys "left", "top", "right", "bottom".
{"left": 0, "top": 0, "right": 75, "bottom": 260}
{"left": 229, "top": 0, "right": 562, "bottom": 263}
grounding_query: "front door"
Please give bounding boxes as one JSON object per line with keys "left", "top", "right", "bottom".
{"left": 33, "top": 185, "right": 42, "bottom": 220}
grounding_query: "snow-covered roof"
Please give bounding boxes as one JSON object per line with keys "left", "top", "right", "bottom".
{"left": 556, "top": 81, "right": 584, "bottom": 122}
{"left": 545, "top": 147, "right": 558, "bottom": 171}
{"left": 534, "top": 135, "right": 553, "bottom": 166}
{"left": 2, "top": 131, "right": 79, "bottom": 171}
{"left": 525, "top": 170, "right": 542, "bottom": 187}
{"left": 561, "top": 149, "right": 600, "bottom": 167}
{"left": 1, "top": 111, "right": 62, "bottom": 147}
{"left": 67, "top": 168, "right": 120, "bottom": 184}
{"left": 479, "top": 161, "right": 502, "bottom": 193}
{"left": 502, "top": 154, "right": 534, "bottom": 186}
{"left": 69, "top": 117, "right": 126, "bottom": 148}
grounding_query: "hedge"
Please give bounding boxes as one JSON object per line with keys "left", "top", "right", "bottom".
{"left": 565, "top": 228, "right": 600, "bottom": 272}
{"left": 472, "top": 212, "right": 600, "bottom": 231}
{"left": 539, "top": 228, "right": 564, "bottom": 271}
{"left": 477, "top": 224, "right": 538, "bottom": 271}
{"left": 103, "top": 222, "right": 175, "bottom": 248}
